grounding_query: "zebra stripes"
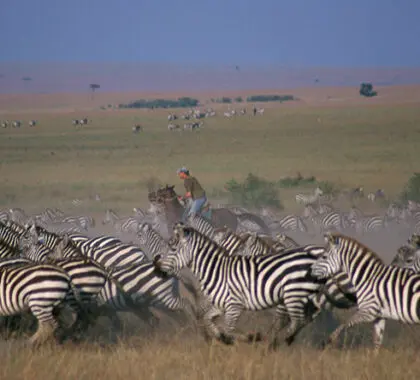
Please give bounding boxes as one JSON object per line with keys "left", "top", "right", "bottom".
{"left": 136, "top": 222, "right": 169, "bottom": 259}
{"left": 0, "top": 261, "right": 80, "bottom": 346}
{"left": 311, "top": 233, "right": 420, "bottom": 350}
{"left": 295, "top": 187, "right": 323, "bottom": 206}
{"left": 154, "top": 225, "right": 327, "bottom": 349}
{"left": 103, "top": 209, "right": 142, "bottom": 235}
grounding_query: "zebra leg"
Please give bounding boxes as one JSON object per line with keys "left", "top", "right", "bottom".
{"left": 28, "top": 306, "right": 58, "bottom": 347}
{"left": 373, "top": 318, "right": 386, "bottom": 352}
{"left": 202, "top": 307, "right": 224, "bottom": 343}
{"left": 321, "top": 309, "right": 378, "bottom": 349}
{"left": 218, "top": 304, "right": 244, "bottom": 345}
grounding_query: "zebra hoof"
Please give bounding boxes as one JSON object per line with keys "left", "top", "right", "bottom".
{"left": 219, "top": 333, "right": 235, "bottom": 345}
{"left": 247, "top": 331, "right": 264, "bottom": 343}
{"left": 285, "top": 335, "right": 295, "bottom": 346}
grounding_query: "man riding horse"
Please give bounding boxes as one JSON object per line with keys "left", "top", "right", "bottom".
{"left": 176, "top": 167, "right": 208, "bottom": 222}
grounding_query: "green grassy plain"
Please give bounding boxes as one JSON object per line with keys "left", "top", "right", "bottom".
{"left": 1, "top": 102, "right": 419, "bottom": 214}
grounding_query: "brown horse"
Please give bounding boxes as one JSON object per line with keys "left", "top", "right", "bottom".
{"left": 151, "top": 185, "right": 238, "bottom": 233}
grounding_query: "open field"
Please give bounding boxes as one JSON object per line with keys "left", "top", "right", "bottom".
{"left": 1, "top": 86, "right": 420, "bottom": 214}
{"left": 1, "top": 86, "right": 420, "bottom": 379}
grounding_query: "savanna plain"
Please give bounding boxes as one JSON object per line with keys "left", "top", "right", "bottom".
{"left": 1, "top": 87, "right": 420, "bottom": 379}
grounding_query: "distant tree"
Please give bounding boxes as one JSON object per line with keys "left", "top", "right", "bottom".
{"left": 89, "top": 83, "right": 101, "bottom": 100}
{"left": 22, "top": 76, "right": 32, "bottom": 92}
{"left": 235, "top": 96, "right": 243, "bottom": 103}
{"left": 359, "top": 83, "right": 377, "bottom": 97}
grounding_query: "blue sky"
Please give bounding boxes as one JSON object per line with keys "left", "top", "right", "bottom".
{"left": 1, "top": 0, "right": 419, "bottom": 67}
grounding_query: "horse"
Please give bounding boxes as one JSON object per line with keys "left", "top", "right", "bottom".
{"left": 149, "top": 185, "right": 238, "bottom": 234}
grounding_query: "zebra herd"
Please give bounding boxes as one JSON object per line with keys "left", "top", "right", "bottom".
{"left": 1, "top": 120, "right": 37, "bottom": 128}
{"left": 1, "top": 196, "right": 420, "bottom": 351}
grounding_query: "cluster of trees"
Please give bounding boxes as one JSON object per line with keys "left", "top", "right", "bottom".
{"left": 210, "top": 95, "right": 295, "bottom": 104}
{"left": 119, "top": 97, "right": 199, "bottom": 109}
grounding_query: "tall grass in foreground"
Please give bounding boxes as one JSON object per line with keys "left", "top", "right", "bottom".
{"left": 1, "top": 334, "right": 419, "bottom": 380}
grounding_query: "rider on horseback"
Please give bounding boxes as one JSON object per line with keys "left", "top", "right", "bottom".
{"left": 177, "top": 167, "right": 207, "bottom": 222}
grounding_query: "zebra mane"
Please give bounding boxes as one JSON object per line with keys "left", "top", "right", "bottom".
{"left": 177, "top": 226, "right": 233, "bottom": 257}
{"left": 326, "top": 233, "right": 384, "bottom": 263}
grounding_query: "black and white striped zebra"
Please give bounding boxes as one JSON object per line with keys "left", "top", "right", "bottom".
{"left": 354, "top": 215, "right": 388, "bottom": 234}
{"left": 311, "top": 232, "right": 420, "bottom": 350}
{"left": 295, "top": 187, "right": 323, "bottom": 206}
{"left": 0, "top": 261, "right": 81, "bottom": 346}
{"left": 185, "top": 213, "right": 216, "bottom": 239}
{"left": 0, "top": 222, "right": 23, "bottom": 257}
{"left": 0, "top": 210, "right": 9, "bottom": 222}
{"left": 136, "top": 222, "right": 169, "bottom": 259}
{"left": 269, "top": 214, "right": 308, "bottom": 233}
{"left": 103, "top": 209, "right": 142, "bottom": 235}
{"left": 154, "top": 225, "right": 329, "bottom": 349}
{"left": 310, "top": 211, "right": 347, "bottom": 234}
{"left": 28, "top": 120, "right": 37, "bottom": 127}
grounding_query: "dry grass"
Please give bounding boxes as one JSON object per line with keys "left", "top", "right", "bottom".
{"left": 1, "top": 330, "right": 420, "bottom": 380}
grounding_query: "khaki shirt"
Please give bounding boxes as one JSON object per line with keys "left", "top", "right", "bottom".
{"left": 184, "top": 176, "right": 206, "bottom": 200}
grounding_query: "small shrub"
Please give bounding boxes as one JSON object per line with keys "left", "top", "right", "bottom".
{"left": 235, "top": 96, "right": 243, "bottom": 103}
{"left": 317, "top": 181, "right": 339, "bottom": 196}
{"left": 224, "top": 173, "right": 283, "bottom": 209}
{"left": 400, "top": 173, "right": 420, "bottom": 202}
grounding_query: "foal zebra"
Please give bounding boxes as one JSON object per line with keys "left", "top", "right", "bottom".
{"left": 311, "top": 233, "right": 420, "bottom": 350}
{"left": 154, "top": 225, "right": 329, "bottom": 349}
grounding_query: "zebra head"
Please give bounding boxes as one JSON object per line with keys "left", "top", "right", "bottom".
{"left": 391, "top": 245, "right": 416, "bottom": 268}
{"left": 153, "top": 224, "right": 194, "bottom": 276}
{"left": 408, "top": 234, "right": 420, "bottom": 249}
{"left": 311, "top": 233, "right": 342, "bottom": 279}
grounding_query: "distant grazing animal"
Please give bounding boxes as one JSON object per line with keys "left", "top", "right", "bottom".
{"left": 29, "top": 120, "right": 37, "bottom": 127}
{"left": 132, "top": 124, "right": 143, "bottom": 133}
{"left": 168, "top": 123, "right": 180, "bottom": 131}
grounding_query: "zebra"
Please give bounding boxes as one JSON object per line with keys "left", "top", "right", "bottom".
{"left": 153, "top": 225, "right": 330, "bottom": 349}
{"left": 168, "top": 123, "right": 180, "bottom": 131}
{"left": 80, "top": 117, "right": 88, "bottom": 125}
{"left": 72, "top": 119, "right": 80, "bottom": 126}
{"left": 0, "top": 261, "right": 81, "bottom": 346}
{"left": 273, "top": 233, "right": 300, "bottom": 249}
{"left": 268, "top": 214, "right": 308, "bottom": 233}
{"left": 213, "top": 228, "right": 246, "bottom": 255}
{"left": 185, "top": 214, "right": 216, "bottom": 239}
{"left": 168, "top": 113, "right": 178, "bottom": 121}
{"left": 52, "top": 215, "right": 95, "bottom": 230}
{"left": 1, "top": 120, "right": 9, "bottom": 128}
{"left": 390, "top": 245, "right": 417, "bottom": 269}
{"left": 136, "top": 222, "right": 169, "bottom": 259}
{"left": 102, "top": 209, "right": 142, "bottom": 235}
{"left": 310, "top": 210, "right": 347, "bottom": 235}
{"left": 241, "top": 232, "right": 286, "bottom": 257}
{"left": 9, "top": 207, "right": 30, "bottom": 225}
{"left": 12, "top": 120, "right": 21, "bottom": 128}
{"left": 0, "top": 222, "right": 23, "bottom": 256}
{"left": 28, "top": 120, "right": 37, "bottom": 127}
{"left": 311, "top": 232, "right": 420, "bottom": 350}
{"left": 295, "top": 187, "right": 323, "bottom": 206}
{"left": 256, "top": 108, "right": 265, "bottom": 115}
{"left": 132, "top": 124, "right": 143, "bottom": 133}
{"left": 0, "top": 210, "right": 9, "bottom": 222}
{"left": 354, "top": 215, "right": 388, "bottom": 234}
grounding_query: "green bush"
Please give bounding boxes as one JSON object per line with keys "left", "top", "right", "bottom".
{"left": 235, "top": 96, "right": 243, "bottom": 103}
{"left": 224, "top": 173, "right": 283, "bottom": 209}
{"left": 400, "top": 173, "right": 420, "bottom": 202}
{"left": 119, "top": 97, "right": 199, "bottom": 109}
{"left": 359, "top": 83, "right": 378, "bottom": 98}
{"left": 246, "top": 94, "right": 295, "bottom": 103}
{"left": 278, "top": 175, "right": 317, "bottom": 188}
